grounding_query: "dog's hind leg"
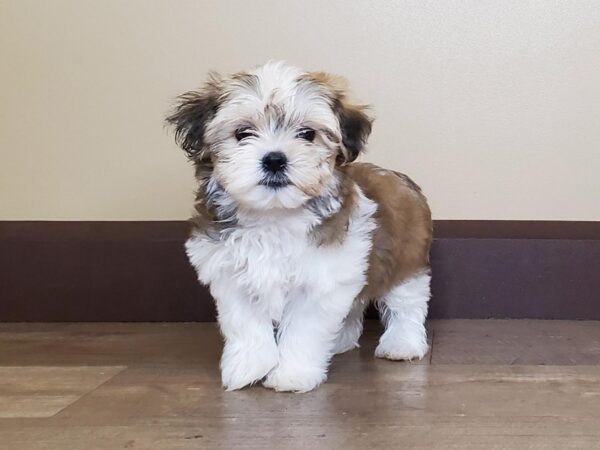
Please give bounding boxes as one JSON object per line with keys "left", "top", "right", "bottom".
{"left": 332, "top": 298, "right": 368, "bottom": 354}
{"left": 375, "top": 271, "right": 431, "bottom": 361}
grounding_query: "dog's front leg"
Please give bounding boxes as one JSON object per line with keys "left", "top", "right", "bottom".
{"left": 263, "top": 286, "right": 357, "bottom": 392}
{"left": 210, "top": 279, "right": 278, "bottom": 391}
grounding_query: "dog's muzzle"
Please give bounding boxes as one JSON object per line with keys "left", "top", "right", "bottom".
{"left": 260, "top": 151, "right": 290, "bottom": 188}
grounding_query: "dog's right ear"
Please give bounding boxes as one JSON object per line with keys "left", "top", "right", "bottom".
{"left": 166, "top": 73, "right": 222, "bottom": 160}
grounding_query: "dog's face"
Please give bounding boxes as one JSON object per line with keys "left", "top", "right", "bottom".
{"left": 167, "top": 62, "right": 372, "bottom": 210}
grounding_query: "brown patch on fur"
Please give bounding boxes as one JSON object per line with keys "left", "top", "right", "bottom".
{"left": 310, "top": 172, "right": 356, "bottom": 246}
{"left": 343, "top": 163, "right": 433, "bottom": 300}
{"left": 304, "top": 72, "right": 373, "bottom": 164}
{"left": 308, "top": 71, "right": 350, "bottom": 94}
{"left": 296, "top": 182, "right": 324, "bottom": 199}
{"left": 230, "top": 71, "right": 260, "bottom": 94}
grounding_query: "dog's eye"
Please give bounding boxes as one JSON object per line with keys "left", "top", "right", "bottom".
{"left": 297, "top": 128, "right": 316, "bottom": 142}
{"left": 235, "top": 127, "right": 254, "bottom": 142}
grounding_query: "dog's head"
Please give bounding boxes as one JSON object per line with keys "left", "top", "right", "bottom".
{"left": 167, "top": 61, "right": 372, "bottom": 210}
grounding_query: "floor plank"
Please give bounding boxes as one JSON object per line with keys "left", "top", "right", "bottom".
{"left": 430, "top": 319, "right": 600, "bottom": 365}
{"left": 1, "top": 320, "right": 600, "bottom": 449}
{"left": 0, "top": 366, "right": 124, "bottom": 418}
{"left": 2, "top": 365, "right": 600, "bottom": 449}
{"left": 0, "top": 323, "right": 221, "bottom": 366}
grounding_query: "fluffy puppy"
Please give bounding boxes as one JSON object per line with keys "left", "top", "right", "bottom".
{"left": 167, "top": 62, "right": 432, "bottom": 392}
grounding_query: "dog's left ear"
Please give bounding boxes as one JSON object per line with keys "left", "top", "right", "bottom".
{"left": 309, "top": 71, "right": 373, "bottom": 164}
{"left": 333, "top": 98, "right": 373, "bottom": 164}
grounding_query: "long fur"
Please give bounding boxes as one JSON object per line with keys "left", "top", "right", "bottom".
{"left": 167, "top": 62, "right": 433, "bottom": 392}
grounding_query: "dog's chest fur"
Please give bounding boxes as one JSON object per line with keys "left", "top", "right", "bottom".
{"left": 186, "top": 187, "right": 377, "bottom": 323}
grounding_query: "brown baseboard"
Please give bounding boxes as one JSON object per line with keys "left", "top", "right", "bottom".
{"left": 1, "top": 220, "right": 599, "bottom": 321}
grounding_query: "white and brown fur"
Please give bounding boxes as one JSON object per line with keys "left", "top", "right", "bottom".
{"left": 167, "top": 62, "right": 432, "bottom": 392}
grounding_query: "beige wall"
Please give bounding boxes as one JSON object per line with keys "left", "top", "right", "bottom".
{"left": 1, "top": 0, "right": 599, "bottom": 220}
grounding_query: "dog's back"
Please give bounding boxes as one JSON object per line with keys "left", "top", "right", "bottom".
{"left": 344, "top": 162, "right": 432, "bottom": 301}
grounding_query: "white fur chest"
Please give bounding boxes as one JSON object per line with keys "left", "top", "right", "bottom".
{"left": 185, "top": 189, "right": 377, "bottom": 323}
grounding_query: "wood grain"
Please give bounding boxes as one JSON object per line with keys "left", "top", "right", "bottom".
{"left": 0, "top": 366, "right": 124, "bottom": 418}
{"left": 1, "top": 321, "right": 600, "bottom": 449}
{"left": 430, "top": 319, "right": 600, "bottom": 365}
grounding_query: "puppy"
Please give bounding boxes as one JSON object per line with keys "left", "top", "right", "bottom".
{"left": 167, "top": 62, "right": 432, "bottom": 392}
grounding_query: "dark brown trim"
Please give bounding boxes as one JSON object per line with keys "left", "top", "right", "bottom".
{"left": 0, "top": 221, "right": 214, "bottom": 322}
{"left": 434, "top": 220, "right": 600, "bottom": 240}
{"left": 1, "top": 220, "right": 599, "bottom": 322}
{"left": 3, "top": 220, "right": 598, "bottom": 241}
{"left": 0, "top": 221, "right": 190, "bottom": 242}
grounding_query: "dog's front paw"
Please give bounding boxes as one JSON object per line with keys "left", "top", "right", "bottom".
{"left": 375, "top": 328, "right": 429, "bottom": 361}
{"left": 263, "top": 363, "right": 327, "bottom": 393}
{"left": 221, "top": 342, "right": 278, "bottom": 391}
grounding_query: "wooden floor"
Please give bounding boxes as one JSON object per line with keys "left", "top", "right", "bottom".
{"left": 1, "top": 320, "right": 600, "bottom": 449}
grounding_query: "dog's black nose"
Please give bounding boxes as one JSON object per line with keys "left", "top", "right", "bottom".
{"left": 262, "top": 151, "right": 287, "bottom": 174}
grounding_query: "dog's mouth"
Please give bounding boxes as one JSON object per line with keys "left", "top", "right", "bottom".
{"left": 259, "top": 175, "right": 291, "bottom": 189}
